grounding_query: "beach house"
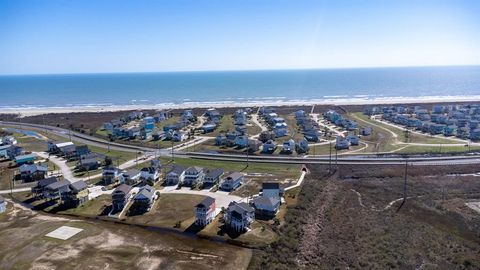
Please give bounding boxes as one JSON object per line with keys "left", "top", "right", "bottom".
{"left": 112, "top": 184, "right": 133, "bottom": 212}
{"left": 234, "top": 135, "right": 249, "bottom": 148}
{"left": 164, "top": 166, "right": 185, "bottom": 185}
{"left": 119, "top": 169, "right": 141, "bottom": 185}
{"left": 296, "top": 139, "right": 310, "bottom": 154}
{"left": 140, "top": 166, "right": 161, "bottom": 183}
{"left": 251, "top": 196, "right": 281, "bottom": 219}
{"left": 262, "top": 140, "right": 277, "bottom": 154}
{"left": 32, "top": 177, "right": 58, "bottom": 197}
{"left": 220, "top": 172, "right": 244, "bottom": 191}
{"left": 131, "top": 186, "right": 156, "bottom": 213}
{"left": 195, "top": 196, "right": 216, "bottom": 227}
{"left": 224, "top": 202, "right": 255, "bottom": 232}
{"left": 14, "top": 153, "right": 36, "bottom": 165}
{"left": 335, "top": 137, "right": 350, "bottom": 150}
{"left": 183, "top": 166, "right": 205, "bottom": 186}
{"left": 19, "top": 163, "right": 48, "bottom": 182}
{"left": 346, "top": 134, "right": 360, "bottom": 146}
{"left": 102, "top": 166, "right": 122, "bottom": 185}
{"left": 203, "top": 168, "right": 224, "bottom": 186}
{"left": 281, "top": 139, "right": 295, "bottom": 154}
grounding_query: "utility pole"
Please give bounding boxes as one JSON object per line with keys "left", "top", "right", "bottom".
{"left": 329, "top": 134, "right": 332, "bottom": 173}
{"left": 171, "top": 140, "right": 174, "bottom": 161}
{"left": 403, "top": 158, "right": 408, "bottom": 203}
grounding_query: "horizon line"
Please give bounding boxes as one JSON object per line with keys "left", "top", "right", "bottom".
{"left": 1, "top": 64, "right": 479, "bottom": 77}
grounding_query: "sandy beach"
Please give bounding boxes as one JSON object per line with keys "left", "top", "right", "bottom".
{"left": 3, "top": 95, "right": 480, "bottom": 117}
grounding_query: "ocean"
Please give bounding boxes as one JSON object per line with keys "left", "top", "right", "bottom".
{"left": 1, "top": 66, "right": 480, "bottom": 109}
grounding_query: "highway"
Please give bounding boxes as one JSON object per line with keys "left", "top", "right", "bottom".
{"left": 1, "top": 121, "right": 480, "bottom": 166}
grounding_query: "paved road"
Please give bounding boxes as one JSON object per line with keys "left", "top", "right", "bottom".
{"left": 2, "top": 121, "right": 480, "bottom": 166}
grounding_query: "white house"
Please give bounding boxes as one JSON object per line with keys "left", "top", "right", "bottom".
{"left": 119, "top": 169, "right": 141, "bottom": 185}
{"left": 183, "top": 166, "right": 205, "bottom": 186}
{"left": 164, "top": 166, "right": 185, "bottom": 186}
{"left": 140, "top": 167, "right": 161, "bottom": 183}
{"left": 220, "top": 172, "right": 244, "bottom": 191}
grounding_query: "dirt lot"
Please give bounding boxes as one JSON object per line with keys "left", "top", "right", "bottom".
{"left": 0, "top": 198, "right": 252, "bottom": 270}
{"left": 249, "top": 163, "right": 480, "bottom": 269}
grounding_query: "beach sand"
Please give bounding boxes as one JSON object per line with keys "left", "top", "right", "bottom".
{"left": 3, "top": 95, "right": 480, "bottom": 117}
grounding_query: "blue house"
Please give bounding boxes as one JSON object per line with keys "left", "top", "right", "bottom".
{"left": 346, "top": 134, "right": 360, "bottom": 146}
{"left": 142, "top": 117, "right": 155, "bottom": 131}
{"left": 234, "top": 135, "right": 249, "bottom": 148}
{"left": 15, "top": 153, "right": 36, "bottom": 165}
{"left": 444, "top": 125, "right": 457, "bottom": 136}
{"left": 281, "top": 139, "right": 295, "bottom": 154}
{"left": 360, "top": 127, "right": 372, "bottom": 136}
{"left": 201, "top": 123, "right": 217, "bottom": 133}
{"left": 335, "top": 137, "right": 350, "bottom": 150}
{"left": 471, "top": 129, "right": 480, "bottom": 140}
{"left": 215, "top": 134, "right": 227, "bottom": 146}
{"left": 429, "top": 124, "right": 446, "bottom": 135}
{"left": 273, "top": 123, "right": 288, "bottom": 138}
{"left": 296, "top": 139, "right": 310, "bottom": 154}
{"left": 262, "top": 140, "right": 277, "bottom": 154}
{"left": 303, "top": 130, "right": 321, "bottom": 142}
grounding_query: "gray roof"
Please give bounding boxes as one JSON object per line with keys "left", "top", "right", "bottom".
{"left": 80, "top": 158, "right": 98, "bottom": 165}
{"left": 69, "top": 180, "right": 88, "bottom": 192}
{"left": 196, "top": 196, "right": 215, "bottom": 208}
{"left": 123, "top": 169, "right": 140, "bottom": 176}
{"left": 134, "top": 186, "right": 155, "bottom": 200}
{"left": 205, "top": 168, "right": 224, "bottom": 179}
{"left": 167, "top": 166, "right": 185, "bottom": 175}
{"left": 36, "top": 177, "right": 58, "bottom": 188}
{"left": 262, "top": 182, "right": 280, "bottom": 190}
{"left": 114, "top": 184, "right": 132, "bottom": 194}
{"left": 225, "top": 172, "right": 243, "bottom": 181}
{"left": 252, "top": 196, "right": 280, "bottom": 208}
{"left": 46, "top": 179, "right": 71, "bottom": 190}
{"left": 228, "top": 201, "right": 254, "bottom": 215}
{"left": 185, "top": 166, "right": 203, "bottom": 174}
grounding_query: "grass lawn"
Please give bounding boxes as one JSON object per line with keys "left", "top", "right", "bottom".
{"left": 88, "top": 145, "right": 136, "bottom": 165}
{"left": 208, "top": 116, "right": 235, "bottom": 137}
{"left": 161, "top": 157, "right": 301, "bottom": 176}
{"left": 280, "top": 114, "right": 304, "bottom": 141}
{"left": 125, "top": 194, "right": 205, "bottom": 228}
{"left": 57, "top": 194, "right": 112, "bottom": 217}
{"left": 351, "top": 113, "right": 460, "bottom": 145}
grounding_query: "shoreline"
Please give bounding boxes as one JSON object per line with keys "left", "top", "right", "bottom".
{"left": 3, "top": 95, "right": 480, "bottom": 116}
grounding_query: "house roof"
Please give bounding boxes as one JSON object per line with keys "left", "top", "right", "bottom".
{"left": 123, "top": 169, "right": 140, "bottom": 177}
{"left": 185, "top": 166, "right": 203, "bottom": 174}
{"left": 205, "top": 168, "right": 224, "bottom": 179}
{"left": 46, "top": 179, "right": 71, "bottom": 190}
{"left": 262, "top": 182, "right": 280, "bottom": 190}
{"left": 36, "top": 177, "right": 58, "bottom": 188}
{"left": 19, "top": 163, "right": 48, "bottom": 173}
{"left": 252, "top": 196, "right": 280, "bottom": 208}
{"left": 69, "top": 180, "right": 88, "bottom": 192}
{"left": 196, "top": 196, "right": 215, "bottom": 208}
{"left": 141, "top": 167, "right": 158, "bottom": 174}
{"left": 56, "top": 142, "right": 74, "bottom": 148}
{"left": 114, "top": 184, "right": 132, "bottom": 194}
{"left": 228, "top": 202, "right": 254, "bottom": 216}
{"left": 80, "top": 158, "right": 98, "bottom": 165}
{"left": 225, "top": 172, "right": 243, "bottom": 181}
{"left": 168, "top": 166, "right": 185, "bottom": 176}
{"left": 15, "top": 153, "right": 36, "bottom": 160}
{"left": 134, "top": 186, "right": 155, "bottom": 200}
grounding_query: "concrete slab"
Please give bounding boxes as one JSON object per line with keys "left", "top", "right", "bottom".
{"left": 45, "top": 226, "right": 83, "bottom": 240}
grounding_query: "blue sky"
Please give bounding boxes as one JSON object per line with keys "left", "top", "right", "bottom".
{"left": 0, "top": 0, "right": 479, "bottom": 74}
